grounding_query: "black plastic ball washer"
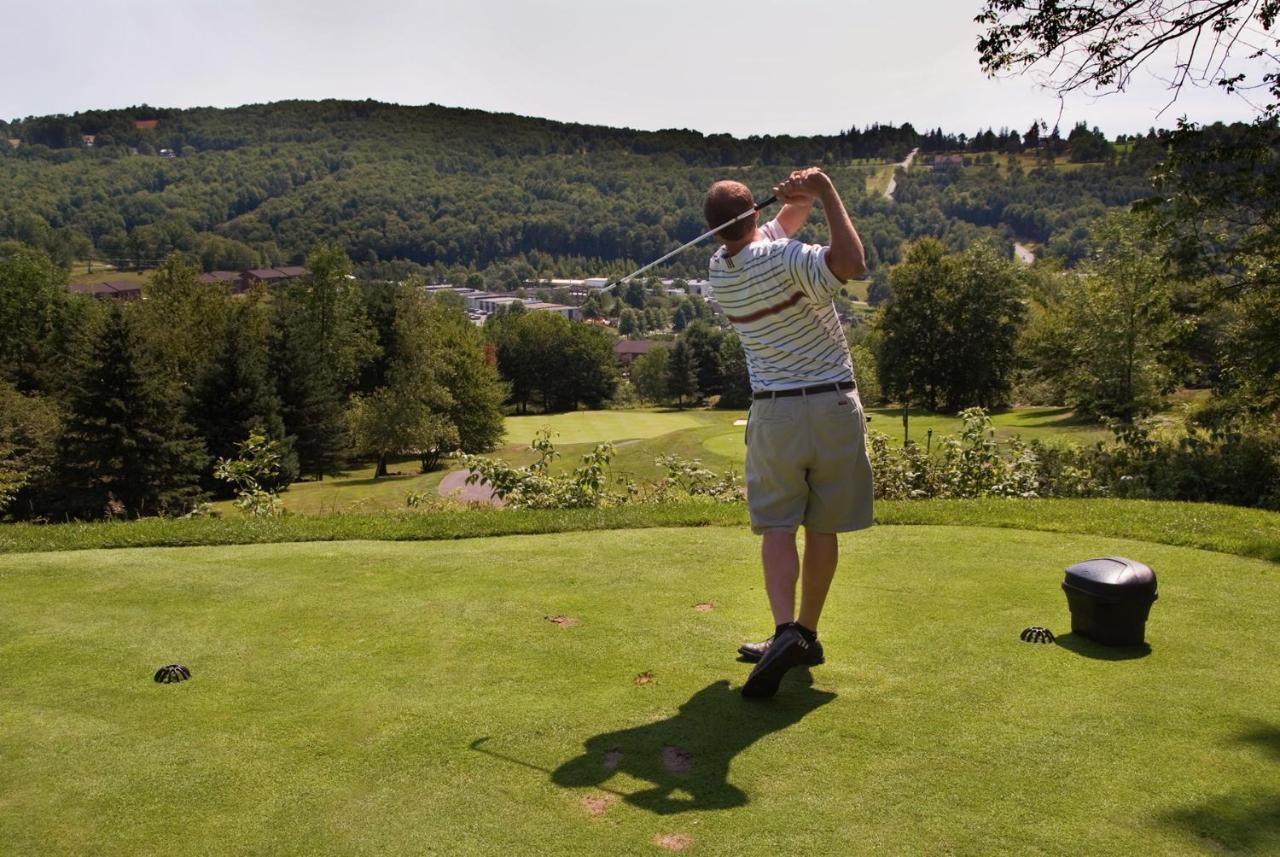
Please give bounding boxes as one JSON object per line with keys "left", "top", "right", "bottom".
{"left": 1020, "top": 626, "right": 1056, "bottom": 644}
{"left": 154, "top": 664, "right": 191, "bottom": 683}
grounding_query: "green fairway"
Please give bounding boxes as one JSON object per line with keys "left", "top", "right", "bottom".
{"left": 2, "top": 526, "right": 1276, "bottom": 856}
{"left": 256, "top": 407, "right": 1113, "bottom": 515}
{"left": 504, "top": 409, "right": 717, "bottom": 446}
{"left": 701, "top": 406, "right": 1110, "bottom": 463}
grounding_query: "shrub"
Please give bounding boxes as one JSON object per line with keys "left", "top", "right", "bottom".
{"left": 214, "top": 429, "right": 286, "bottom": 517}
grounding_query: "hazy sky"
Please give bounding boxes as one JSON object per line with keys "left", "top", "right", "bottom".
{"left": 5, "top": 0, "right": 1259, "bottom": 136}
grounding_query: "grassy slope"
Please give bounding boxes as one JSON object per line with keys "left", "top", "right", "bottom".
{"left": 212, "top": 407, "right": 1111, "bottom": 516}
{"left": 1, "top": 526, "right": 1276, "bottom": 856}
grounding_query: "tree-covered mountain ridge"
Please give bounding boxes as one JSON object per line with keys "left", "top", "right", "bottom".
{"left": 1, "top": 98, "right": 1153, "bottom": 281}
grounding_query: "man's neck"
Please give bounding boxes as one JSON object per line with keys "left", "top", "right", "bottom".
{"left": 721, "top": 228, "right": 763, "bottom": 257}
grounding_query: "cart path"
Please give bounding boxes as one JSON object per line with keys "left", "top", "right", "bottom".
{"left": 438, "top": 469, "right": 505, "bottom": 506}
{"left": 883, "top": 148, "right": 919, "bottom": 200}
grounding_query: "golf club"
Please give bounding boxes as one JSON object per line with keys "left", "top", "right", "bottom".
{"left": 602, "top": 195, "right": 778, "bottom": 292}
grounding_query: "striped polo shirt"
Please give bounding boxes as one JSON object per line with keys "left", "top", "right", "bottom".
{"left": 708, "top": 219, "right": 854, "bottom": 392}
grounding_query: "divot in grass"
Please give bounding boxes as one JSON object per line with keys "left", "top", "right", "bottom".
{"left": 661, "top": 746, "right": 693, "bottom": 774}
{"left": 545, "top": 615, "right": 578, "bottom": 628}
{"left": 634, "top": 671, "right": 655, "bottom": 686}
{"left": 654, "top": 833, "right": 694, "bottom": 851}
{"left": 693, "top": 602, "right": 715, "bottom": 613}
{"left": 603, "top": 748, "right": 623, "bottom": 771}
{"left": 580, "top": 794, "right": 614, "bottom": 817}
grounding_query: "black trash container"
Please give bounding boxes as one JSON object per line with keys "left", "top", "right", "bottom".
{"left": 1062, "top": 557, "right": 1158, "bottom": 646}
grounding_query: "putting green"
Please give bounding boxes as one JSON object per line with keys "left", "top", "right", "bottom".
{"left": 2, "top": 526, "right": 1276, "bottom": 856}
{"left": 503, "top": 409, "right": 715, "bottom": 446}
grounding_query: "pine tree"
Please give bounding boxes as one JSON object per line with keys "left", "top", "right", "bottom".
{"left": 57, "top": 306, "right": 207, "bottom": 519}
{"left": 273, "top": 301, "right": 349, "bottom": 480}
{"left": 192, "top": 302, "right": 298, "bottom": 493}
{"left": 666, "top": 339, "right": 699, "bottom": 408}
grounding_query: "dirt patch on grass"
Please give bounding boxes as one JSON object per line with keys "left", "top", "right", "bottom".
{"left": 661, "top": 745, "right": 693, "bottom": 774}
{"left": 603, "top": 748, "right": 623, "bottom": 770}
{"left": 545, "top": 615, "right": 578, "bottom": 628}
{"left": 581, "top": 794, "right": 615, "bottom": 817}
{"left": 654, "top": 833, "right": 694, "bottom": 851}
{"left": 634, "top": 671, "right": 655, "bottom": 686}
{"left": 694, "top": 602, "right": 715, "bottom": 612}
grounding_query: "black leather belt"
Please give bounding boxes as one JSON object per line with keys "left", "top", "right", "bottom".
{"left": 753, "top": 380, "right": 855, "bottom": 400}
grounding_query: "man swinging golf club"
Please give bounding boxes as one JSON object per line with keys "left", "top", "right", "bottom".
{"left": 704, "top": 168, "right": 874, "bottom": 698}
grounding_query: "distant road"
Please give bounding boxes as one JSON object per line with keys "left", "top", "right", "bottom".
{"left": 883, "top": 148, "right": 919, "bottom": 200}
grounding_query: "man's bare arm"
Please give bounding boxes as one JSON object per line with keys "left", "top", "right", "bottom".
{"left": 814, "top": 176, "right": 866, "bottom": 282}
{"left": 773, "top": 168, "right": 866, "bottom": 281}
{"left": 774, "top": 198, "right": 814, "bottom": 237}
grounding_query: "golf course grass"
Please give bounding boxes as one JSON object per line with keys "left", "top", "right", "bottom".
{"left": 3, "top": 525, "right": 1276, "bottom": 855}
{"left": 247, "top": 406, "right": 1113, "bottom": 516}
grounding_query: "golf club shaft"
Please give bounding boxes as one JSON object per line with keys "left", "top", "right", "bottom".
{"left": 603, "top": 195, "right": 777, "bottom": 292}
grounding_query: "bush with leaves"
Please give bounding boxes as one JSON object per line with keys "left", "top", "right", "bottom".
{"left": 214, "top": 428, "right": 286, "bottom": 517}
{"left": 460, "top": 430, "right": 626, "bottom": 510}
{"left": 652, "top": 455, "right": 744, "bottom": 503}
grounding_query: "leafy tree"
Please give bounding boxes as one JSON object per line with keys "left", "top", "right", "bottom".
{"left": 490, "top": 311, "right": 617, "bottom": 412}
{"left": 56, "top": 306, "right": 207, "bottom": 518}
{"left": 347, "top": 388, "right": 457, "bottom": 478}
{"left": 667, "top": 339, "right": 699, "bottom": 408}
{"left": 0, "top": 242, "right": 79, "bottom": 393}
{"left": 618, "top": 308, "right": 639, "bottom": 336}
{"left": 1141, "top": 120, "right": 1280, "bottom": 414}
{"left": 0, "top": 380, "right": 60, "bottom": 516}
{"left": 135, "top": 252, "right": 229, "bottom": 387}
{"left": 977, "top": 1, "right": 1280, "bottom": 117}
{"left": 1032, "top": 214, "right": 1181, "bottom": 419}
{"left": 630, "top": 345, "right": 671, "bottom": 405}
{"left": 290, "top": 243, "right": 380, "bottom": 391}
{"left": 877, "top": 239, "right": 1026, "bottom": 411}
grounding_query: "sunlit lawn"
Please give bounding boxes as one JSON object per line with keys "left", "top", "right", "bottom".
{"left": 2, "top": 525, "right": 1276, "bottom": 856}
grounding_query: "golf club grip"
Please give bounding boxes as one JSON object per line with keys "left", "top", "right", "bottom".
{"left": 754, "top": 195, "right": 778, "bottom": 211}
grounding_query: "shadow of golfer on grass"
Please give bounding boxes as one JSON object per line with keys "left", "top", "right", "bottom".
{"left": 551, "top": 668, "right": 835, "bottom": 815}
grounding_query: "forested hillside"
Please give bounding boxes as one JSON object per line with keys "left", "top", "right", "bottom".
{"left": 1, "top": 100, "right": 1158, "bottom": 281}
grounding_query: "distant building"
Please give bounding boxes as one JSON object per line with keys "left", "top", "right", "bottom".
{"left": 685, "top": 279, "right": 712, "bottom": 296}
{"left": 5, "top": 139, "right": 19, "bottom": 149}
{"left": 133, "top": 119, "right": 159, "bottom": 131}
{"left": 197, "top": 271, "right": 244, "bottom": 291}
{"left": 81, "top": 134, "right": 96, "bottom": 148}
{"left": 241, "top": 267, "right": 308, "bottom": 287}
{"left": 614, "top": 339, "right": 662, "bottom": 366}
{"left": 68, "top": 281, "right": 142, "bottom": 301}
{"left": 158, "top": 148, "right": 176, "bottom": 158}
{"left": 932, "top": 154, "right": 965, "bottom": 168}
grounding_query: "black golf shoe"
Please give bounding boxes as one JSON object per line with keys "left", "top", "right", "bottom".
{"left": 742, "top": 624, "right": 813, "bottom": 699}
{"left": 738, "top": 633, "right": 825, "bottom": 665}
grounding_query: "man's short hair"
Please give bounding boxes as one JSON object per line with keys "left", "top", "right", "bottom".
{"left": 704, "top": 181, "right": 756, "bottom": 242}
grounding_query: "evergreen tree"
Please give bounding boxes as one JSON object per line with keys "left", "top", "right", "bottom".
{"left": 192, "top": 301, "right": 298, "bottom": 493}
{"left": 273, "top": 297, "right": 349, "bottom": 480}
{"left": 666, "top": 339, "right": 699, "bottom": 408}
{"left": 682, "top": 321, "right": 724, "bottom": 399}
{"left": 717, "top": 332, "right": 752, "bottom": 408}
{"left": 57, "top": 306, "right": 207, "bottom": 518}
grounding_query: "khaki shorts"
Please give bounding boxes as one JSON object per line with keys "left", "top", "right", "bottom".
{"left": 744, "top": 387, "right": 875, "bottom": 535}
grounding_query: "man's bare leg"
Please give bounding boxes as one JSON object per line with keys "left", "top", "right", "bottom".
{"left": 760, "top": 530, "right": 799, "bottom": 627}
{"left": 798, "top": 529, "right": 838, "bottom": 631}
